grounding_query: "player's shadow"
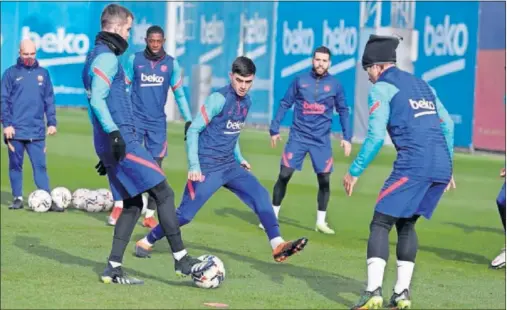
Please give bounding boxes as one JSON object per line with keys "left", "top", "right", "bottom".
{"left": 215, "top": 207, "right": 315, "bottom": 232}
{"left": 13, "top": 235, "right": 195, "bottom": 288}
{"left": 360, "top": 238, "right": 490, "bottom": 265}
{"left": 187, "top": 242, "right": 364, "bottom": 306}
{"left": 444, "top": 222, "right": 504, "bottom": 236}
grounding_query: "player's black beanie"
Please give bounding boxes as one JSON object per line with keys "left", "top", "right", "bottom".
{"left": 362, "top": 35, "right": 401, "bottom": 69}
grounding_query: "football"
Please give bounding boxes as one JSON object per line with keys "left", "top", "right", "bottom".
{"left": 192, "top": 255, "right": 226, "bottom": 289}
{"left": 72, "top": 188, "right": 90, "bottom": 210}
{"left": 51, "top": 187, "right": 72, "bottom": 209}
{"left": 96, "top": 188, "right": 114, "bottom": 212}
{"left": 28, "top": 190, "right": 52, "bottom": 213}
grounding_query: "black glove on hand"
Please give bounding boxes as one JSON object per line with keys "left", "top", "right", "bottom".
{"left": 95, "top": 160, "right": 107, "bottom": 176}
{"left": 109, "top": 130, "right": 126, "bottom": 162}
{"left": 184, "top": 121, "right": 192, "bottom": 141}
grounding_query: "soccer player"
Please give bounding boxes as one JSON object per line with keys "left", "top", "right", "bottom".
{"left": 82, "top": 4, "right": 213, "bottom": 285}
{"left": 1, "top": 39, "right": 61, "bottom": 211}
{"left": 491, "top": 167, "right": 505, "bottom": 269}
{"left": 104, "top": 25, "right": 192, "bottom": 228}
{"left": 264, "top": 46, "right": 352, "bottom": 234}
{"left": 134, "top": 56, "right": 308, "bottom": 263}
{"left": 342, "top": 35, "right": 455, "bottom": 309}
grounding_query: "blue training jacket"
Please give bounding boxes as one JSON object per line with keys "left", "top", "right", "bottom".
{"left": 82, "top": 42, "right": 136, "bottom": 159}
{"left": 349, "top": 67, "right": 454, "bottom": 183}
{"left": 186, "top": 85, "right": 249, "bottom": 174}
{"left": 1, "top": 57, "right": 57, "bottom": 140}
{"left": 270, "top": 70, "right": 351, "bottom": 145}
{"left": 124, "top": 52, "right": 191, "bottom": 131}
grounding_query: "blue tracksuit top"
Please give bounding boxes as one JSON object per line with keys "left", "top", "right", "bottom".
{"left": 1, "top": 57, "right": 57, "bottom": 140}
{"left": 186, "top": 85, "right": 249, "bottom": 174}
{"left": 82, "top": 42, "right": 135, "bottom": 156}
{"left": 269, "top": 70, "right": 351, "bottom": 145}
{"left": 349, "top": 67, "right": 454, "bottom": 183}
{"left": 124, "top": 52, "right": 191, "bottom": 131}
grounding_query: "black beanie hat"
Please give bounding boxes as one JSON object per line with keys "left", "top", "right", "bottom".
{"left": 362, "top": 35, "right": 401, "bottom": 69}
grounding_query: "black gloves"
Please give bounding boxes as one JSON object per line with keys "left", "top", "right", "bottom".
{"left": 184, "top": 121, "right": 192, "bottom": 141}
{"left": 109, "top": 130, "right": 126, "bottom": 162}
{"left": 95, "top": 161, "right": 107, "bottom": 176}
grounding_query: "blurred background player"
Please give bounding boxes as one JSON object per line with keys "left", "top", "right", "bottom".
{"left": 1, "top": 39, "right": 60, "bottom": 211}
{"left": 82, "top": 3, "right": 213, "bottom": 285}
{"left": 490, "top": 167, "right": 505, "bottom": 269}
{"left": 134, "top": 56, "right": 308, "bottom": 263}
{"left": 264, "top": 46, "right": 352, "bottom": 234}
{"left": 342, "top": 35, "right": 456, "bottom": 309}
{"left": 104, "top": 25, "right": 192, "bottom": 228}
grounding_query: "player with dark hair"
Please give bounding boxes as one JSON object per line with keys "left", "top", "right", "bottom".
{"left": 82, "top": 3, "right": 213, "bottom": 285}
{"left": 491, "top": 167, "right": 506, "bottom": 269}
{"left": 134, "top": 56, "right": 308, "bottom": 263}
{"left": 101, "top": 25, "right": 192, "bottom": 228}
{"left": 343, "top": 35, "right": 455, "bottom": 309}
{"left": 263, "top": 45, "right": 352, "bottom": 234}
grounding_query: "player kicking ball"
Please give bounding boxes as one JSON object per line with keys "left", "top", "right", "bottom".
{"left": 343, "top": 35, "right": 456, "bottom": 309}
{"left": 134, "top": 56, "right": 308, "bottom": 263}
{"left": 83, "top": 4, "right": 214, "bottom": 285}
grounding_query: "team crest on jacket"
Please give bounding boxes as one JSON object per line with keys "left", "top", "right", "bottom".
{"left": 324, "top": 85, "right": 331, "bottom": 92}
{"left": 161, "top": 65, "right": 167, "bottom": 72}
{"left": 37, "top": 75, "right": 44, "bottom": 82}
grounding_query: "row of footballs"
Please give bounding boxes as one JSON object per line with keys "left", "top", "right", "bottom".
{"left": 28, "top": 187, "right": 112, "bottom": 213}
{"left": 28, "top": 187, "right": 149, "bottom": 213}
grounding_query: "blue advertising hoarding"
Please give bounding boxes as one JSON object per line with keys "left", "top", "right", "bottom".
{"left": 414, "top": 1, "right": 479, "bottom": 148}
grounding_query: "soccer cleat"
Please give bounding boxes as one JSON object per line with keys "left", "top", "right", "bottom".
{"left": 100, "top": 262, "right": 144, "bottom": 285}
{"left": 273, "top": 237, "right": 308, "bottom": 262}
{"left": 174, "top": 254, "right": 214, "bottom": 277}
{"left": 8, "top": 198, "right": 23, "bottom": 210}
{"left": 107, "top": 206, "right": 123, "bottom": 226}
{"left": 491, "top": 248, "right": 506, "bottom": 269}
{"left": 134, "top": 240, "right": 153, "bottom": 258}
{"left": 49, "top": 202, "right": 65, "bottom": 212}
{"left": 387, "top": 289, "right": 412, "bottom": 309}
{"left": 351, "top": 287, "right": 383, "bottom": 309}
{"left": 315, "top": 222, "right": 335, "bottom": 234}
{"left": 142, "top": 216, "right": 158, "bottom": 228}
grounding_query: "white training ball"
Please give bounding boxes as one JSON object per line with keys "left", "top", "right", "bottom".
{"left": 192, "top": 255, "right": 226, "bottom": 289}
{"left": 28, "top": 190, "right": 52, "bottom": 213}
{"left": 72, "top": 188, "right": 90, "bottom": 210}
{"left": 96, "top": 188, "right": 114, "bottom": 212}
{"left": 51, "top": 187, "right": 72, "bottom": 209}
{"left": 85, "top": 190, "right": 104, "bottom": 212}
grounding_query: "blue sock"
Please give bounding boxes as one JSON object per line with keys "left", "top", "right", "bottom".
{"left": 147, "top": 224, "right": 165, "bottom": 244}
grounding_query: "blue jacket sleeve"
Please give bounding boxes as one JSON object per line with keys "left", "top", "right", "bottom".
{"left": 269, "top": 77, "right": 298, "bottom": 136}
{"left": 334, "top": 82, "right": 352, "bottom": 141}
{"left": 89, "top": 53, "right": 119, "bottom": 133}
{"left": 123, "top": 54, "right": 135, "bottom": 87}
{"left": 234, "top": 140, "right": 246, "bottom": 163}
{"left": 430, "top": 86, "right": 455, "bottom": 159}
{"left": 186, "top": 92, "right": 226, "bottom": 172}
{"left": 43, "top": 70, "right": 57, "bottom": 127}
{"left": 171, "top": 59, "right": 192, "bottom": 122}
{"left": 1, "top": 69, "right": 13, "bottom": 127}
{"left": 349, "top": 82, "right": 399, "bottom": 177}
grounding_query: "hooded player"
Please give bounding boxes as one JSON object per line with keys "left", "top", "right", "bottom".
{"left": 343, "top": 35, "right": 456, "bottom": 309}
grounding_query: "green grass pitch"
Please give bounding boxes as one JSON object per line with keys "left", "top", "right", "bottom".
{"left": 1, "top": 109, "right": 505, "bottom": 309}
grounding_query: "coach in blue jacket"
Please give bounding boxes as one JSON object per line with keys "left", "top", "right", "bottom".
{"left": 1, "top": 39, "right": 60, "bottom": 211}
